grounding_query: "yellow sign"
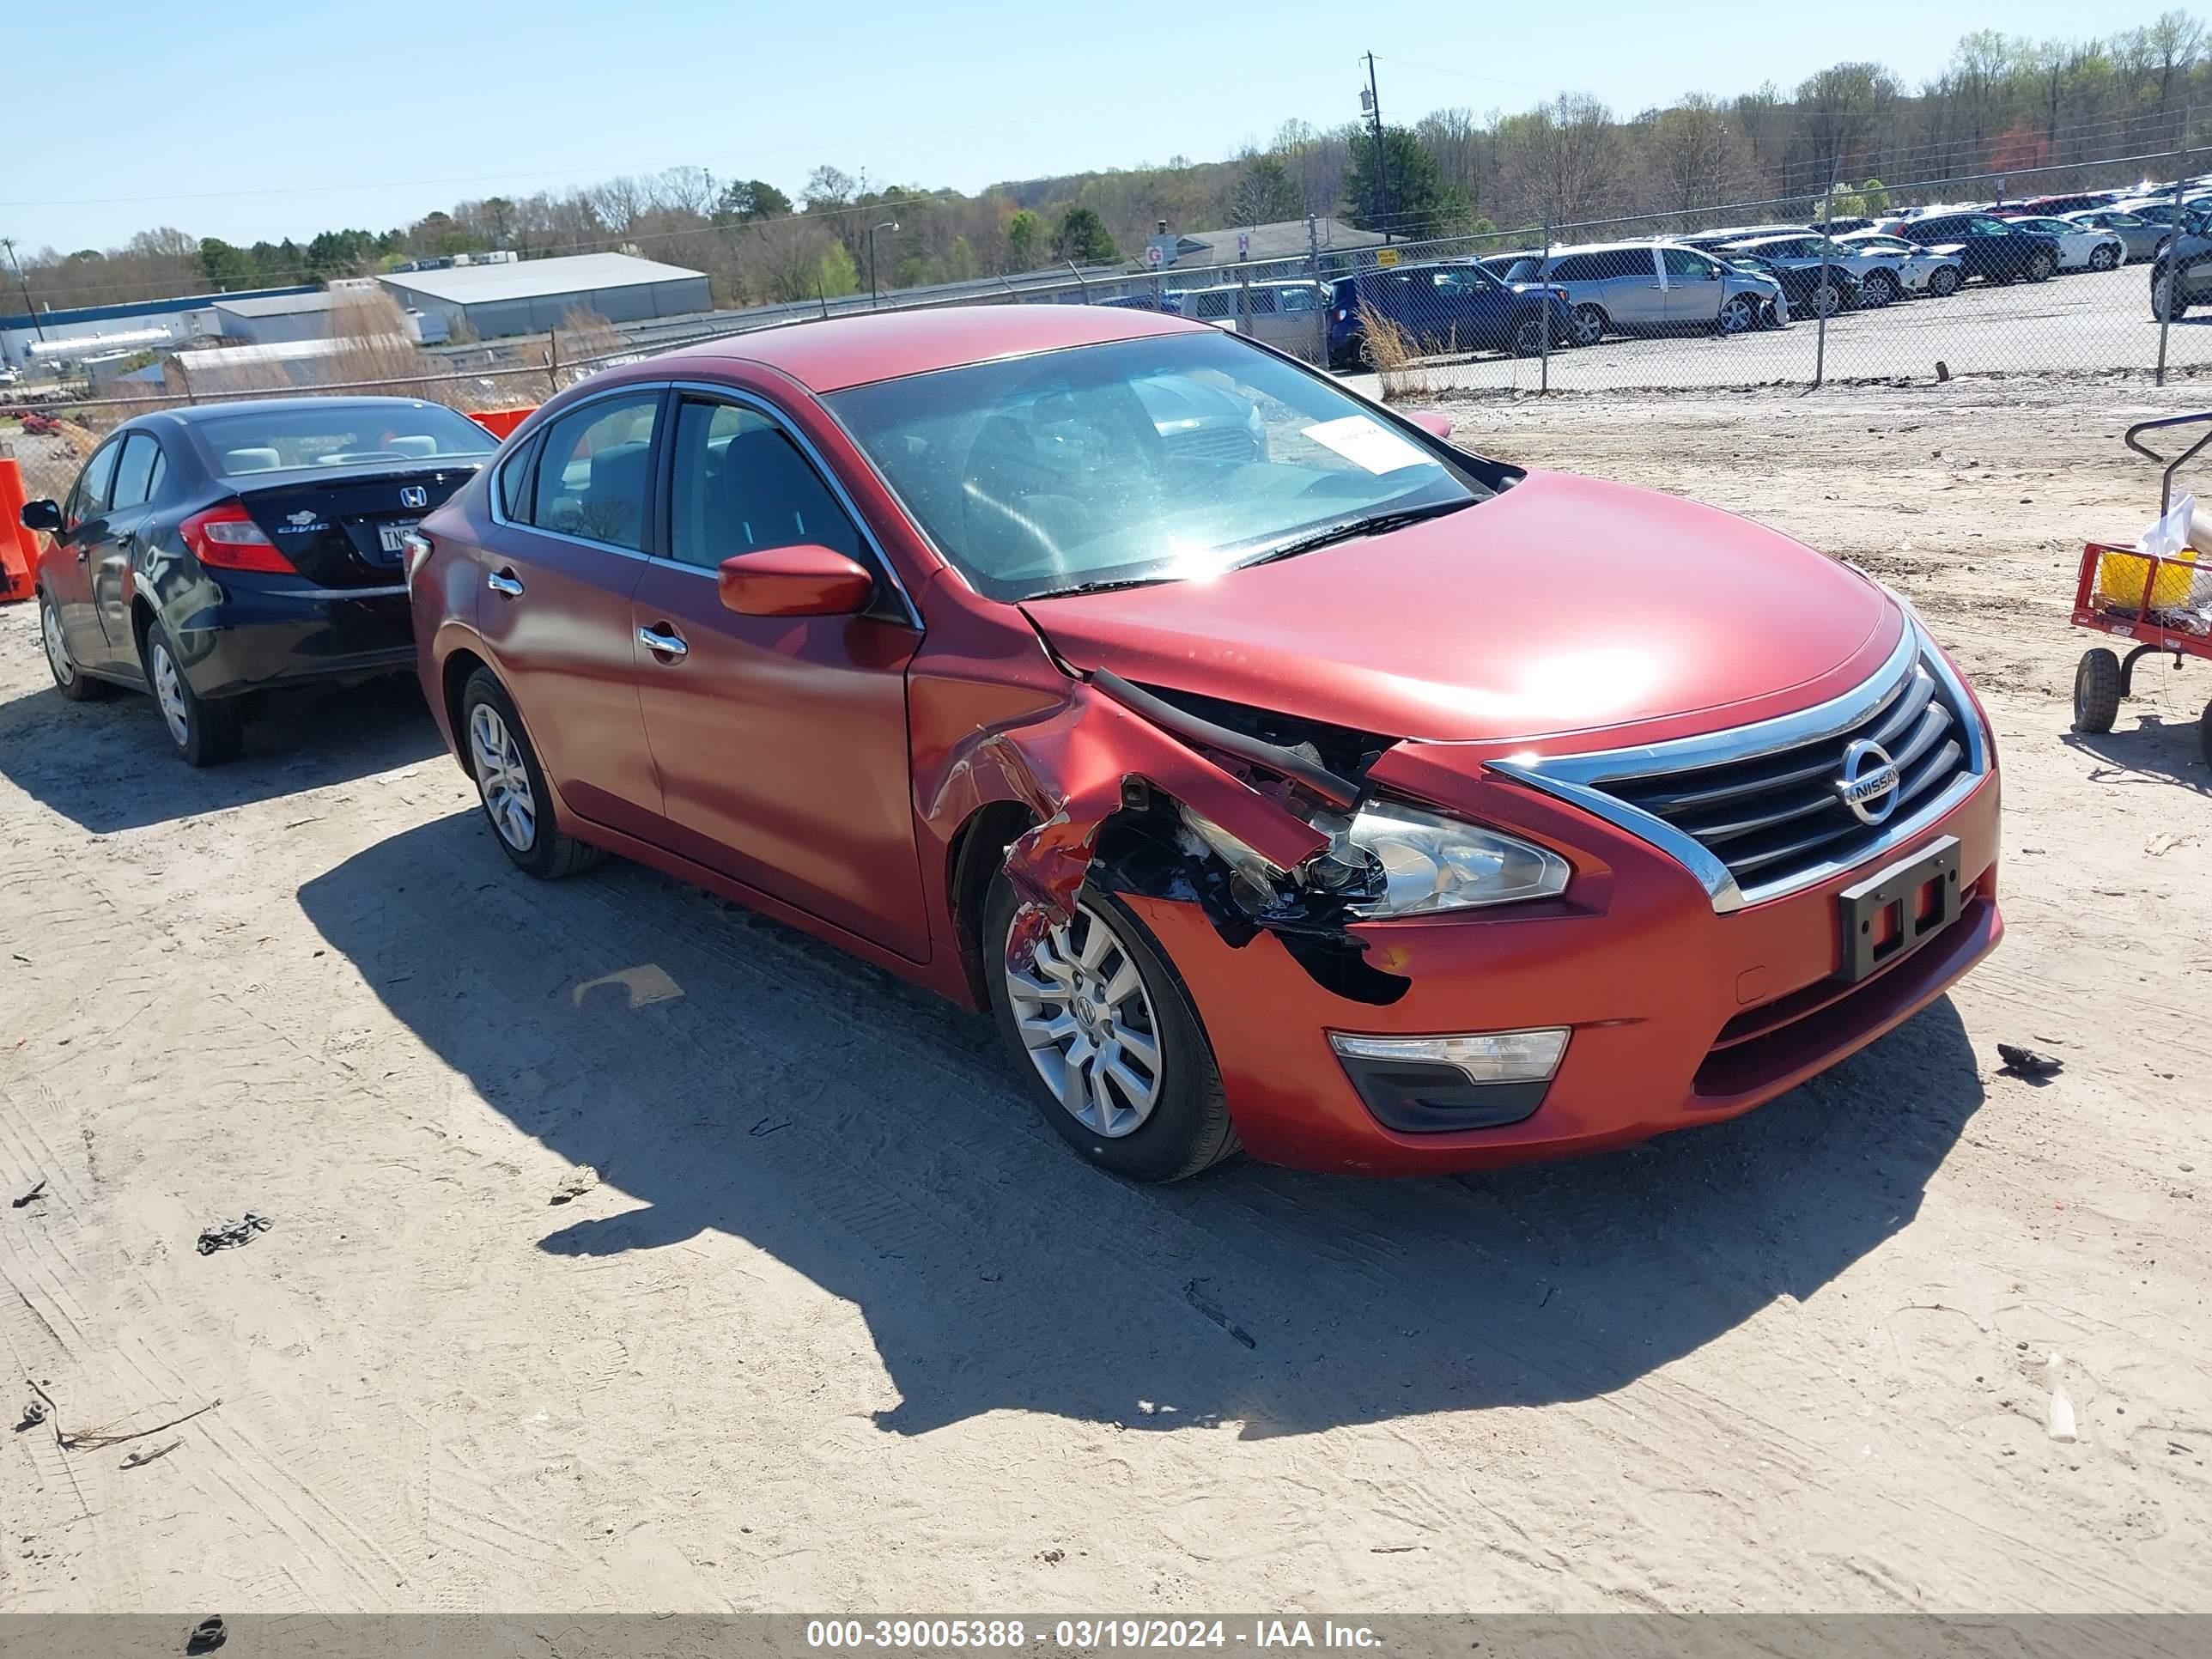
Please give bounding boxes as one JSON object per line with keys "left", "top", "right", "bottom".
{"left": 1376, "top": 247, "right": 1400, "bottom": 268}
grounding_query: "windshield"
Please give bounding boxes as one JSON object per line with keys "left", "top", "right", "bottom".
{"left": 825, "top": 331, "right": 1497, "bottom": 602}
{"left": 196, "top": 402, "right": 497, "bottom": 474}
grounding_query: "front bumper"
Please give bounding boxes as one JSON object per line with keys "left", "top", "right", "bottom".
{"left": 171, "top": 577, "right": 416, "bottom": 700}
{"left": 1129, "top": 769, "right": 2000, "bottom": 1176}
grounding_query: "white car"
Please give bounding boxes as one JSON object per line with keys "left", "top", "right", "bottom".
{"left": 1832, "top": 230, "right": 1966, "bottom": 297}
{"left": 2000, "top": 215, "right": 2124, "bottom": 272}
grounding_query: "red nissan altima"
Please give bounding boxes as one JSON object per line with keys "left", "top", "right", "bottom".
{"left": 408, "top": 305, "right": 2000, "bottom": 1182}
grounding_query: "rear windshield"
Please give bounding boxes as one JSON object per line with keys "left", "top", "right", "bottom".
{"left": 196, "top": 403, "right": 496, "bottom": 475}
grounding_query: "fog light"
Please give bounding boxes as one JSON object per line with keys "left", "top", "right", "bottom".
{"left": 1328, "top": 1028, "right": 1569, "bottom": 1084}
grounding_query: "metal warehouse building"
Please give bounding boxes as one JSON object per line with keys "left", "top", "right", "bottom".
{"left": 375, "top": 252, "right": 710, "bottom": 341}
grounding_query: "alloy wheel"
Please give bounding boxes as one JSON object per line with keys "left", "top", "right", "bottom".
{"left": 1569, "top": 306, "right": 1606, "bottom": 347}
{"left": 1718, "top": 295, "right": 1755, "bottom": 333}
{"left": 468, "top": 702, "right": 538, "bottom": 853}
{"left": 1929, "top": 266, "right": 1960, "bottom": 296}
{"left": 40, "top": 598, "right": 74, "bottom": 687}
{"left": 1004, "top": 902, "right": 1164, "bottom": 1139}
{"left": 150, "top": 640, "right": 189, "bottom": 748}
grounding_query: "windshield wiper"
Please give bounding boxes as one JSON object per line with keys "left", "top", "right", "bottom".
{"left": 1236, "top": 499, "right": 1476, "bottom": 570}
{"left": 1023, "top": 575, "right": 1177, "bottom": 601}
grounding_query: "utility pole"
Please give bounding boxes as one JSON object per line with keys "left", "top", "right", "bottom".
{"left": 1, "top": 238, "right": 45, "bottom": 339}
{"left": 1362, "top": 53, "right": 1391, "bottom": 244}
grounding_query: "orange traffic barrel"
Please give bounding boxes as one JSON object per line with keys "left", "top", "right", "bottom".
{"left": 0, "top": 454, "right": 37, "bottom": 605}
{"left": 469, "top": 406, "right": 536, "bottom": 441}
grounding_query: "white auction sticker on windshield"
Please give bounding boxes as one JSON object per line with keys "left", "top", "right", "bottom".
{"left": 1300, "top": 416, "right": 1432, "bottom": 475}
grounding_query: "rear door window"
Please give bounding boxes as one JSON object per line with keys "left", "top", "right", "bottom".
{"left": 107, "top": 433, "right": 162, "bottom": 513}
{"left": 531, "top": 392, "right": 663, "bottom": 551}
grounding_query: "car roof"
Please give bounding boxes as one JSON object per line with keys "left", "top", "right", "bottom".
{"left": 149, "top": 395, "right": 466, "bottom": 425}
{"left": 651, "top": 304, "right": 1206, "bottom": 395}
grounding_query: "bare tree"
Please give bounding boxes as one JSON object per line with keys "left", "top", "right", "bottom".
{"left": 1645, "top": 94, "right": 1741, "bottom": 212}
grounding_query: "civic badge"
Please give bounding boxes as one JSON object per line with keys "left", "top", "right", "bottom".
{"left": 1835, "top": 738, "right": 1902, "bottom": 826}
{"left": 398, "top": 485, "right": 428, "bottom": 509}
{"left": 286, "top": 509, "right": 317, "bottom": 527}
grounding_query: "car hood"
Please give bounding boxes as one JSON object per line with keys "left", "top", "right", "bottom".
{"left": 1019, "top": 470, "right": 1903, "bottom": 749}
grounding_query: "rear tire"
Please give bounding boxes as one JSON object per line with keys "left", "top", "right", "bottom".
{"left": 38, "top": 589, "right": 110, "bottom": 702}
{"left": 2199, "top": 699, "right": 2212, "bottom": 771}
{"left": 142, "top": 619, "right": 242, "bottom": 767}
{"left": 2073, "top": 648, "right": 2123, "bottom": 735}
{"left": 459, "top": 669, "right": 606, "bottom": 879}
{"left": 984, "top": 874, "right": 1237, "bottom": 1183}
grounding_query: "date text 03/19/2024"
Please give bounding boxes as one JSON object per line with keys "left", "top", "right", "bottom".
{"left": 804, "top": 1621, "right": 1383, "bottom": 1650}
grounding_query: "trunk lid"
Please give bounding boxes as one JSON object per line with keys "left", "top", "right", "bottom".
{"left": 233, "top": 464, "right": 481, "bottom": 588}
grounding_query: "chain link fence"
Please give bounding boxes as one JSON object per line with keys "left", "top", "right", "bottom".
{"left": 9, "top": 149, "right": 2210, "bottom": 508}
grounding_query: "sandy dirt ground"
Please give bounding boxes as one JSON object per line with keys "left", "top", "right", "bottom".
{"left": 3, "top": 377, "right": 2211, "bottom": 1615}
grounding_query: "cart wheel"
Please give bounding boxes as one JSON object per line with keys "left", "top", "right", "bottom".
{"left": 2073, "top": 648, "right": 2123, "bottom": 734}
{"left": 2199, "top": 699, "right": 2212, "bottom": 770}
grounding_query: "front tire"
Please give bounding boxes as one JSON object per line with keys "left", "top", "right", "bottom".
{"left": 2088, "top": 244, "right": 2118, "bottom": 273}
{"left": 1510, "top": 314, "right": 1546, "bottom": 357}
{"left": 1717, "top": 295, "right": 1757, "bottom": 334}
{"left": 1859, "top": 270, "right": 1899, "bottom": 307}
{"left": 2025, "top": 250, "right": 2056, "bottom": 283}
{"left": 985, "top": 875, "right": 1237, "bottom": 1183}
{"left": 1928, "top": 264, "right": 1961, "bottom": 297}
{"left": 39, "top": 590, "right": 110, "bottom": 702}
{"left": 459, "top": 669, "right": 605, "bottom": 878}
{"left": 2073, "top": 648, "right": 2122, "bottom": 735}
{"left": 1568, "top": 304, "right": 1607, "bottom": 347}
{"left": 143, "top": 619, "right": 241, "bottom": 767}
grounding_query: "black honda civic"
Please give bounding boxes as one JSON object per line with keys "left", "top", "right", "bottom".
{"left": 21, "top": 397, "right": 496, "bottom": 764}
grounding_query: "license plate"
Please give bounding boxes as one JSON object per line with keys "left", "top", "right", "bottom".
{"left": 376, "top": 520, "right": 420, "bottom": 555}
{"left": 1836, "top": 835, "right": 1962, "bottom": 982}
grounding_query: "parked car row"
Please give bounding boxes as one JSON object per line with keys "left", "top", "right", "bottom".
{"left": 17, "top": 305, "right": 2004, "bottom": 1183}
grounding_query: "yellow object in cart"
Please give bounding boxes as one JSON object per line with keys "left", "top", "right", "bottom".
{"left": 2095, "top": 545, "right": 2202, "bottom": 609}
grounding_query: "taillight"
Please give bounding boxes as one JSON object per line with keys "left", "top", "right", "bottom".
{"left": 401, "top": 529, "right": 434, "bottom": 580}
{"left": 1334, "top": 307, "right": 1349, "bottom": 322}
{"left": 180, "top": 502, "right": 294, "bottom": 573}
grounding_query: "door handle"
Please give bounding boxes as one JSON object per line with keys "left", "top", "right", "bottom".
{"left": 637, "top": 624, "right": 688, "bottom": 659}
{"left": 486, "top": 569, "right": 524, "bottom": 598}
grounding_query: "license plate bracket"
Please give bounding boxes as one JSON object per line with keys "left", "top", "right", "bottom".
{"left": 374, "top": 520, "right": 420, "bottom": 557}
{"left": 1837, "top": 835, "right": 1961, "bottom": 983}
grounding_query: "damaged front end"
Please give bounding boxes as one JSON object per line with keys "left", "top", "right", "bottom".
{"left": 962, "top": 665, "right": 1567, "bottom": 1008}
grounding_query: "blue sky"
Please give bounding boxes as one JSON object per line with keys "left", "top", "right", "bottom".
{"left": 3, "top": 0, "right": 2135, "bottom": 253}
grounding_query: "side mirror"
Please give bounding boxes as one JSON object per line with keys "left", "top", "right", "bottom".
{"left": 1709, "top": 264, "right": 1723, "bottom": 279}
{"left": 719, "top": 544, "right": 875, "bottom": 618}
{"left": 20, "top": 499, "right": 61, "bottom": 532}
{"left": 1404, "top": 409, "right": 1454, "bottom": 442}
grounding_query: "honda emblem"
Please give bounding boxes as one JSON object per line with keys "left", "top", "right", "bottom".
{"left": 398, "top": 485, "right": 428, "bottom": 509}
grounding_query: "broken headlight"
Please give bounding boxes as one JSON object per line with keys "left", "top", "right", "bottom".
{"left": 1318, "top": 799, "right": 1570, "bottom": 918}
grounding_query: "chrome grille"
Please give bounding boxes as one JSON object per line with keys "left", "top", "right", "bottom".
{"left": 1594, "top": 657, "right": 1971, "bottom": 894}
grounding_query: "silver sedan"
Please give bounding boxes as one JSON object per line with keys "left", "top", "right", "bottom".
{"left": 1833, "top": 231, "right": 1966, "bottom": 297}
{"left": 2063, "top": 208, "right": 2169, "bottom": 264}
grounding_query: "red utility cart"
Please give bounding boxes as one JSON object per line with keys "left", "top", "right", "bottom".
{"left": 2070, "top": 412, "right": 2212, "bottom": 767}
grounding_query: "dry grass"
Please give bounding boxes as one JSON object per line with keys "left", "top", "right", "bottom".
{"left": 1357, "top": 303, "right": 1441, "bottom": 401}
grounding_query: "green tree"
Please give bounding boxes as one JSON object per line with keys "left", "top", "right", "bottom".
{"left": 715, "top": 178, "right": 793, "bottom": 224}
{"left": 816, "top": 240, "right": 860, "bottom": 297}
{"left": 1343, "top": 126, "right": 1473, "bottom": 236}
{"left": 943, "top": 234, "right": 979, "bottom": 283}
{"left": 1006, "top": 210, "right": 1045, "bottom": 270}
{"left": 1858, "top": 178, "right": 1891, "bottom": 216}
{"left": 1052, "top": 205, "right": 1117, "bottom": 263}
{"left": 197, "top": 236, "right": 255, "bottom": 290}
{"left": 1226, "top": 155, "right": 1304, "bottom": 225}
